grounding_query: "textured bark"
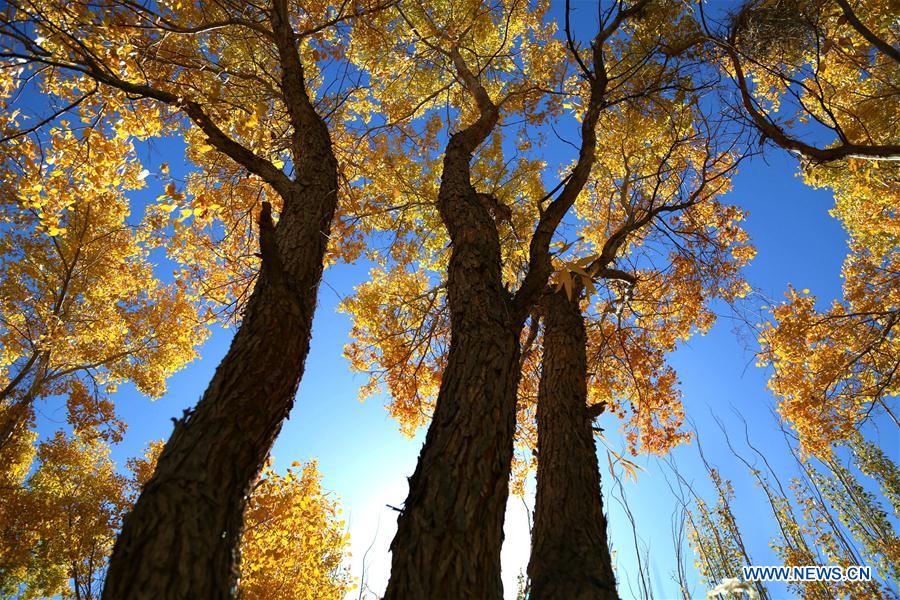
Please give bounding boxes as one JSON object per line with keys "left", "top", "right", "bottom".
{"left": 101, "top": 4, "right": 338, "bottom": 594}
{"left": 384, "top": 93, "right": 526, "bottom": 596}
{"left": 527, "top": 290, "right": 618, "bottom": 600}
{"left": 384, "top": 20, "right": 624, "bottom": 590}
{"left": 102, "top": 157, "right": 336, "bottom": 600}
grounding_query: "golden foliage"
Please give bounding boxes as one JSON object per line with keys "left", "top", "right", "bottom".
{"left": 1, "top": 437, "right": 353, "bottom": 599}
{"left": 0, "top": 431, "right": 127, "bottom": 599}
{"left": 241, "top": 461, "right": 354, "bottom": 600}
{"left": 0, "top": 88, "right": 206, "bottom": 440}
{"left": 733, "top": 0, "right": 900, "bottom": 456}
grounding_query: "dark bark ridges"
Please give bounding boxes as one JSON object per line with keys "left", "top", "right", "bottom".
{"left": 527, "top": 290, "right": 618, "bottom": 600}
{"left": 384, "top": 115, "right": 522, "bottom": 598}
{"left": 102, "top": 139, "right": 338, "bottom": 600}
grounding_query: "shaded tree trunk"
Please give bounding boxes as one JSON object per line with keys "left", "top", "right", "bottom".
{"left": 384, "top": 20, "right": 618, "bottom": 590}
{"left": 384, "top": 103, "right": 526, "bottom": 597}
{"left": 101, "top": 84, "right": 338, "bottom": 600}
{"left": 527, "top": 290, "right": 617, "bottom": 600}
{"left": 0, "top": 351, "right": 48, "bottom": 451}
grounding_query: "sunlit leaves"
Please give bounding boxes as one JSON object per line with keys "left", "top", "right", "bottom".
{"left": 0, "top": 432, "right": 126, "bottom": 599}
{"left": 743, "top": 0, "right": 900, "bottom": 457}
{"left": 241, "top": 461, "right": 354, "bottom": 600}
{"left": 0, "top": 113, "right": 206, "bottom": 437}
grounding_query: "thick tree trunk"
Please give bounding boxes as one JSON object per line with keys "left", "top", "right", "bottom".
{"left": 101, "top": 122, "right": 337, "bottom": 598}
{"left": 527, "top": 290, "right": 618, "bottom": 600}
{"left": 384, "top": 127, "right": 524, "bottom": 598}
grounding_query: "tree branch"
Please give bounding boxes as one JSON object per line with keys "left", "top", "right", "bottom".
{"left": 513, "top": 0, "right": 650, "bottom": 317}
{"left": 0, "top": 42, "right": 294, "bottom": 195}
{"left": 257, "top": 200, "right": 285, "bottom": 288}
{"left": 833, "top": 0, "right": 900, "bottom": 63}
{"left": 721, "top": 43, "right": 900, "bottom": 162}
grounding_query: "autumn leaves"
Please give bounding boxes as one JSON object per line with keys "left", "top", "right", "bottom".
{"left": 0, "top": 0, "right": 896, "bottom": 598}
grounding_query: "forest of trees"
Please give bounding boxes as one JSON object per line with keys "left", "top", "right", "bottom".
{"left": 0, "top": 0, "right": 895, "bottom": 598}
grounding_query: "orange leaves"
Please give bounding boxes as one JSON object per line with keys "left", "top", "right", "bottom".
{"left": 587, "top": 319, "right": 691, "bottom": 456}
{"left": 340, "top": 1, "right": 756, "bottom": 465}
{"left": 760, "top": 139, "right": 898, "bottom": 457}
{"left": 759, "top": 276, "right": 898, "bottom": 456}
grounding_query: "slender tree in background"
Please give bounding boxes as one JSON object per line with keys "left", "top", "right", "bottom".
{"left": 0, "top": 0, "right": 387, "bottom": 595}
{"left": 679, "top": 468, "right": 768, "bottom": 600}
{"left": 676, "top": 420, "right": 898, "bottom": 599}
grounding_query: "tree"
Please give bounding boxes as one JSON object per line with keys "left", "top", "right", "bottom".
{"left": 758, "top": 152, "right": 897, "bottom": 454}
{"left": 683, "top": 469, "right": 768, "bottom": 600}
{"left": 339, "top": 0, "right": 753, "bottom": 595}
{"left": 0, "top": 1, "right": 385, "bottom": 594}
{"left": 672, "top": 416, "right": 898, "bottom": 599}
{"left": 341, "top": 0, "right": 678, "bottom": 594}
{"left": 240, "top": 461, "right": 354, "bottom": 600}
{"left": 714, "top": 0, "right": 899, "bottom": 163}
{"left": 527, "top": 79, "right": 753, "bottom": 595}
{"left": 0, "top": 82, "right": 204, "bottom": 454}
{"left": 528, "top": 289, "right": 619, "bottom": 600}
{"left": 129, "top": 445, "right": 355, "bottom": 600}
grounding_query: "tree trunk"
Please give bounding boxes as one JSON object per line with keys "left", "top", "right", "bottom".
{"left": 527, "top": 290, "right": 618, "bottom": 600}
{"left": 101, "top": 122, "right": 337, "bottom": 598}
{"left": 384, "top": 129, "right": 524, "bottom": 598}
{"left": 0, "top": 352, "right": 49, "bottom": 452}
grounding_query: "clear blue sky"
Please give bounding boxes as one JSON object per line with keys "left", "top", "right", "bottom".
{"left": 26, "top": 2, "right": 898, "bottom": 597}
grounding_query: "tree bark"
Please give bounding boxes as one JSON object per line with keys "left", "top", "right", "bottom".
{"left": 384, "top": 100, "right": 527, "bottom": 596}
{"left": 527, "top": 290, "right": 618, "bottom": 600}
{"left": 101, "top": 76, "right": 338, "bottom": 600}
{"left": 383, "top": 17, "right": 623, "bottom": 589}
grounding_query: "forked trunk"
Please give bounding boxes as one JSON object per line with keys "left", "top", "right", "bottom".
{"left": 527, "top": 290, "right": 617, "bottom": 600}
{"left": 384, "top": 132, "right": 524, "bottom": 599}
{"left": 102, "top": 126, "right": 337, "bottom": 599}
